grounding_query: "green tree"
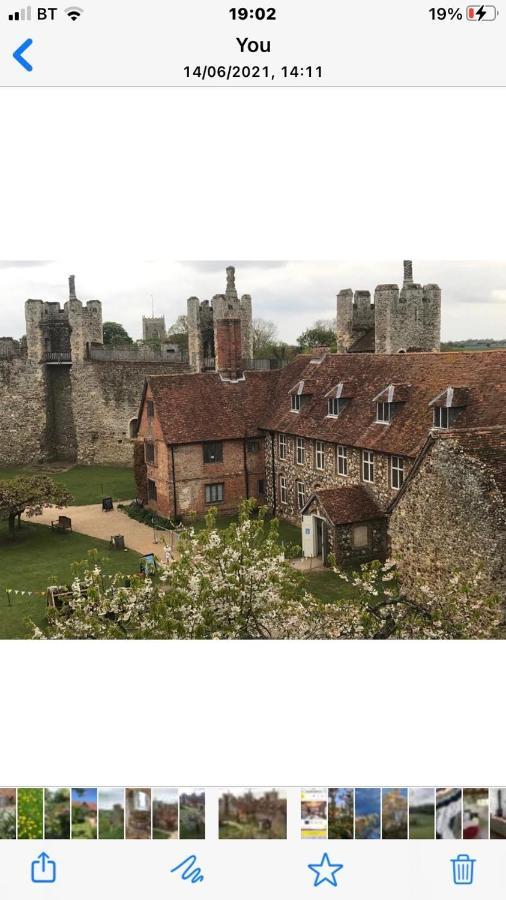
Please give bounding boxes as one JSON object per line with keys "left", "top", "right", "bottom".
{"left": 103, "top": 321, "right": 133, "bottom": 346}
{"left": 0, "top": 475, "right": 73, "bottom": 538}
{"left": 166, "top": 315, "right": 189, "bottom": 353}
{"left": 296, "top": 318, "right": 336, "bottom": 351}
{"left": 252, "top": 318, "right": 278, "bottom": 358}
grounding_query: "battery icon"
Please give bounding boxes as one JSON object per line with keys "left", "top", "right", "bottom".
{"left": 467, "top": 5, "right": 497, "bottom": 19}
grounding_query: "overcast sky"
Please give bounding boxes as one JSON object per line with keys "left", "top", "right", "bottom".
{"left": 1, "top": 260, "right": 505, "bottom": 343}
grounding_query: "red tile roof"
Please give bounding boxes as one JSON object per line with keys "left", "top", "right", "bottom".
{"left": 146, "top": 358, "right": 309, "bottom": 445}
{"left": 307, "top": 485, "right": 384, "bottom": 525}
{"left": 261, "top": 351, "right": 506, "bottom": 457}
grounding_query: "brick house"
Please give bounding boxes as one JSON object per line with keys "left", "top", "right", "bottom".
{"left": 135, "top": 371, "right": 274, "bottom": 519}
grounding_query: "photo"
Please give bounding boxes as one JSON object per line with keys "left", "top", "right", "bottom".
{"left": 354, "top": 789, "right": 381, "bottom": 840}
{"left": 301, "top": 788, "right": 328, "bottom": 839}
{"left": 179, "top": 790, "right": 205, "bottom": 840}
{"left": 0, "top": 789, "right": 16, "bottom": 839}
{"left": 219, "top": 789, "right": 287, "bottom": 839}
{"left": 71, "top": 788, "right": 98, "bottom": 839}
{"left": 17, "top": 788, "right": 43, "bottom": 840}
{"left": 45, "top": 788, "right": 70, "bottom": 840}
{"left": 125, "top": 788, "right": 152, "bottom": 840}
{"left": 490, "top": 789, "right": 506, "bottom": 839}
{"left": 152, "top": 788, "right": 178, "bottom": 839}
{"left": 0, "top": 261, "right": 504, "bottom": 642}
{"left": 382, "top": 788, "right": 408, "bottom": 839}
{"left": 463, "top": 789, "right": 489, "bottom": 839}
{"left": 436, "top": 788, "right": 462, "bottom": 839}
{"left": 98, "top": 788, "right": 125, "bottom": 840}
{"left": 409, "top": 788, "right": 435, "bottom": 839}
{"left": 328, "top": 788, "right": 354, "bottom": 839}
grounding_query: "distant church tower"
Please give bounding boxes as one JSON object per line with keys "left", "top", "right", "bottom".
{"left": 336, "top": 261, "right": 441, "bottom": 354}
{"left": 187, "top": 266, "right": 254, "bottom": 375}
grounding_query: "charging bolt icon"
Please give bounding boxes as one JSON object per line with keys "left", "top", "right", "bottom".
{"left": 466, "top": 5, "right": 497, "bottom": 18}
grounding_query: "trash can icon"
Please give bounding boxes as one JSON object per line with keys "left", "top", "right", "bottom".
{"left": 451, "top": 854, "right": 476, "bottom": 885}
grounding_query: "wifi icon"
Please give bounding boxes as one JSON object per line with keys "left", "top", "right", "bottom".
{"left": 65, "top": 6, "right": 83, "bottom": 19}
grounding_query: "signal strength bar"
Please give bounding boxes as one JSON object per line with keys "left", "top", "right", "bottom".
{"left": 8, "top": 5, "right": 32, "bottom": 20}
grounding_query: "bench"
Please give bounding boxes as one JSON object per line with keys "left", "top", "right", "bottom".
{"left": 51, "top": 515, "right": 72, "bottom": 533}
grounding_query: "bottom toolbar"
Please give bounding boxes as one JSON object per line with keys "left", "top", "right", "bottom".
{"left": 0, "top": 840, "right": 504, "bottom": 898}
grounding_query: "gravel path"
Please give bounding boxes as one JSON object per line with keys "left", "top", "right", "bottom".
{"left": 27, "top": 503, "right": 172, "bottom": 561}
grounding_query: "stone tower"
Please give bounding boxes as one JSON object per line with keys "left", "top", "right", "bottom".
{"left": 25, "top": 276, "right": 103, "bottom": 362}
{"left": 187, "top": 266, "right": 254, "bottom": 373}
{"left": 374, "top": 261, "right": 441, "bottom": 353}
{"left": 336, "top": 261, "right": 441, "bottom": 354}
{"left": 142, "top": 315, "right": 167, "bottom": 343}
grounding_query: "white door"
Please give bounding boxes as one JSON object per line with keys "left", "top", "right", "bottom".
{"left": 302, "top": 515, "right": 315, "bottom": 558}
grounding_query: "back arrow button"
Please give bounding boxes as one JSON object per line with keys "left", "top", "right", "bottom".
{"left": 13, "top": 39, "right": 33, "bottom": 72}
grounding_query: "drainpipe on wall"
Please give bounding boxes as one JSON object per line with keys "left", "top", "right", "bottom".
{"left": 243, "top": 436, "right": 250, "bottom": 500}
{"left": 270, "top": 431, "right": 277, "bottom": 516}
{"left": 170, "top": 445, "right": 178, "bottom": 518}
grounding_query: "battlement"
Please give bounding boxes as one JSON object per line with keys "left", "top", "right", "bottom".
{"left": 25, "top": 276, "right": 103, "bottom": 362}
{"left": 337, "top": 262, "right": 441, "bottom": 354}
{"left": 187, "top": 266, "right": 254, "bottom": 373}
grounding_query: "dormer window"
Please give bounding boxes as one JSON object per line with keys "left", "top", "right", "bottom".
{"left": 433, "top": 406, "right": 450, "bottom": 429}
{"left": 429, "top": 386, "right": 469, "bottom": 430}
{"left": 327, "top": 397, "right": 346, "bottom": 417}
{"left": 325, "top": 382, "right": 354, "bottom": 417}
{"left": 291, "top": 393, "right": 301, "bottom": 413}
{"left": 376, "top": 401, "right": 391, "bottom": 423}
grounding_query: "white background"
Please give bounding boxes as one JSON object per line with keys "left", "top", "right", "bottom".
{"left": 0, "top": 87, "right": 505, "bottom": 787}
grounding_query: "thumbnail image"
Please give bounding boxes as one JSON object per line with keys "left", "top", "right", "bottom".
{"left": 179, "top": 790, "right": 205, "bottom": 840}
{"left": 219, "top": 789, "right": 287, "bottom": 840}
{"left": 125, "top": 788, "right": 152, "bottom": 840}
{"left": 45, "top": 788, "right": 70, "bottom": 839}
{"left": 463, "top": 789, "right": 489, "bottom": 839}
{"left": 354, "top": 789, "right": 381, "bottom": 840}
{"left": 301, "top": 789, "right": 328, "bottom": 839}
{"left": 153, "top": 788, "right": 178, "bottom": 839}
{"left": 98, "top": 788, "right": 125, "bottom": 839}
{"left": 436, "top": 788, "right": 462, "bottom": 839}
{"left": 490, "top": 789, "right": 506, "bottom": 839}
{"left": 409, "top": 788, "right": 435, "bottom": 839}
{"left": 382, "top": 788, "right": 408, "bottom": 839}
{"left": 328, "top": 788, "right": 354, "bottom": 840}
{"left": 0, "top": 789, "right": 16, "bottom": 839}
{"left": 71, "top": 789, "right": 98, "bottom": 839}
{"left": 17, "top": 788, "right": 43, "bottom": 840}
{"left": 1, "top": 260, "right": 505, "bottom": 644}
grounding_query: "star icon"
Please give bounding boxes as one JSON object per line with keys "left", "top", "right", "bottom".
{"left": 308, "top": 853, "right": 344, "bottom": 887}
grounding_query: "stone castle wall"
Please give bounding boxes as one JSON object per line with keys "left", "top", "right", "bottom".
{"left": 0, "top": 357, "right": 49, "bottom": 465}
{"left": 0, "top": 356, "right": 190, "bottom": 467}
{"left": 390, "top": 439, "right": 506, "bottom": 602}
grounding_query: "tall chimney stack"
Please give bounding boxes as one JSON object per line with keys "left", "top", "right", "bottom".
{"left": 403, "top": 260, "right": 413, "bottom": 286}
{"left": 69, "top": 275, "right": 77, "bottom": 300}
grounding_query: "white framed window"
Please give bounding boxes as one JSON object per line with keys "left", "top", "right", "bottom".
{"left": 376, "top": 401, "right": 391, "bottom": 423}
{"left": 278, "top": 433, "right": 287, "bottom": 460}
{"left": 315, "top": 441, "right": 325, "bottom": 471}
{"left": 205, "top": 483, "right": 224, "bottom": 504}
{"left": 391, "top": 455, "right": 404, "bottom": 490}
{"left": 337, "top": 445, "right": 348, "bottom": 476}
{"left": 327, "top": 397, "right": 340, "bottom": 417}
{"left": 296, "top": 480, "right": 306, "bottom": 509}
{"left": 279, "top": 475, "right": 287, "bottom": 505}
{"left": 362, "top": 450, "right": 374, "bottom": 483}
{"left": 352, "top": 524, "right": 370, "bottom": 549}
{"left": 296, "top": 437, "right": 305, "bottom": 465}
{"left": 291, "top": 393, "right": 301, "bottom": 413}
{"left": 433, "top": 406, "right": 449, "bottom": 428}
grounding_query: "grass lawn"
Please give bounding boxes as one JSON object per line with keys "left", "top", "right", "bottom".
{"left": 191, "top": 513, "right": 302, "bottom": 552}
{"left": 305, "top": 568, "right": 365, "bottom": 604}
{"left": 0, "top": 464, "right": 136, "bottom": 506}
{"left": 0, "top": 520, "right": 140, "bottom": 639}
